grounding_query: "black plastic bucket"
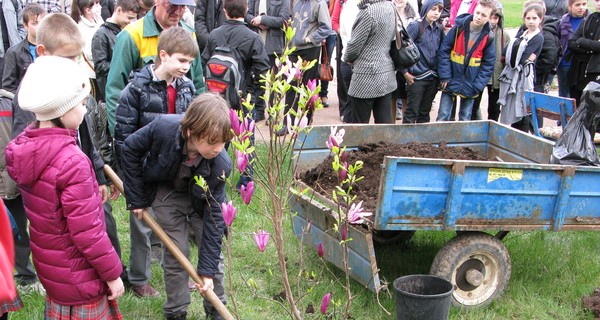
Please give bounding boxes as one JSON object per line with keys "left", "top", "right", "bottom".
{"left": 394, "top": 275, "right": 453, "bottom": 320}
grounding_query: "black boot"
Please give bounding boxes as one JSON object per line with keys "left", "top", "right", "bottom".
{"left": 165, "top": 311, "right": 187, "bottom": 320}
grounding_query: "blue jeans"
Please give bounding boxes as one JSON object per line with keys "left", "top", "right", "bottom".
{"left": 437, "top": 93, "right": 475, "bottom": 121}
{"left": 557, "top": 65, "right": 570, "bottom": 98}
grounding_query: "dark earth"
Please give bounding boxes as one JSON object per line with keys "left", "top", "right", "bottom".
{"left": 300, "top": 141, "right": 491, "bottom": 212}
{"left": 583, "top": 288, "right": 600, "bottom": 319}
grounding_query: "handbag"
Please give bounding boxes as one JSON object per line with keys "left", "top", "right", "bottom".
{"left": 318, "top": 43, "right": 334, "bottom": 81}
{"left": 391, "top": 10, "right": 420, "bottom": 70}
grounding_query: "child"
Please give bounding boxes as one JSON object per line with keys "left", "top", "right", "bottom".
{"left": 566, "top": 0, "right": 600, "bottom": 105}
{"left": 113, "top": 26, "right": 197, "bottom": 298}
{"left": 436, "top": 0, "right": 496, "bottom": 121}
{"left": 71, "top": 0, "right": 104, "bottom": 96}
{"left": 6, "top": 56, "right": 124, "bottom": 320}
{"left": 558, "top": 0, "right": 589, "bottom": 98}
{"left": 121, "top": 93, "right": 233, "bottom": 320}
{"left": 471, "top": 1, "right": 510, "bottom": 121}
{"left": 401, "top": 0, "right": 444, "bottom": 124}
{"left": 92, "top": 0, "right": 140, "bottom": 102}
{"left": 392, "top": 0, "right": 418, "bottom": 121}
{"left": 498, "top": 3, "right": 544, "bottom": 130}
{"left": 1, "top": 3, "right": 46, "bottom": 94}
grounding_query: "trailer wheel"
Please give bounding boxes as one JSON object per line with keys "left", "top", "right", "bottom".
{"left": 430, "top": 232, "right": 511, "bottom": 308}
{"left": 372, "top": 230, "right": 415, "bottom": 245}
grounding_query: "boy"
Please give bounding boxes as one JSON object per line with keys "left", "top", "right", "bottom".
{"left": 92, "top": 0, "right": 140, "bottom": 102}
{"left": 558, "top": 0, "right": 589, "bottom": 98}
{"left": 401, "top": 0, "right": 444, "bottom": 124}
{"left": 436, "top": 0, "right": 496, "bottom": 121}
{"left": 201, "top": 0, "right": 269, "bottom": 188}
{"left": 122, "top": 93, "right": 233, "bottom": 320}
{"left": 11, "top": 12, "right": 127, "bottom": 292}
{"left": 471, "top": 1, "right": 510, "bottom": 121}
{"left": 2, "top": 3, "right": 46, "bottom": 94}
{"left": 114, "top": 26, "right": 197, "bottom": 298}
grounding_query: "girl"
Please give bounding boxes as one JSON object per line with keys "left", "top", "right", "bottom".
{"left": 72, "top": 0, "right": 103, "bottom": 96}
{"left": 6, "top": 56, "right": 124, "bottom": 320}
{"left": 558, "top": 0, "right": 590, "bottom": 98}
{"left": 567, "top": 0, "right": 600, "bottom": 105}
{"left": 498, "top": 3, "right": 544, "bottom": 131}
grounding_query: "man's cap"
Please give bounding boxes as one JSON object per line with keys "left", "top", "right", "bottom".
{"left": 169, "top": 0, "right": 195, "bottom": 6}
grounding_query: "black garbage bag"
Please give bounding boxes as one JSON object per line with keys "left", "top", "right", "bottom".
{"left": 551, "top": 81, "right": 600, "bottom": 166}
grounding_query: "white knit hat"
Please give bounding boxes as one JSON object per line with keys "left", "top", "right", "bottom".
{"left": 18, "top": 56, "right": 90, "bottom": 121}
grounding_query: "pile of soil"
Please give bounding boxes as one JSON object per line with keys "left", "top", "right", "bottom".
{"left": 583, "top": 288, "right": 600, "bottom": 319}
{"left": 300, "top": 141, "right": 491, "bottom": 212}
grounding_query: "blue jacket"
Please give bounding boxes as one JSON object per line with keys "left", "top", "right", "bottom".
{"left": 405, "top": 0, "right": 444, "bottom": 79}
{"left": 121, "top": 115, "right": 231, "bottom": 277}
{"left": 114, "top": 64, "right": 195, "bottom": 159}
{"left": 438, "top": 14, "right": 495, "bottom": 98}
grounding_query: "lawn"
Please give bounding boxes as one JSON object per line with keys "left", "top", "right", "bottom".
{"left": 501, "top": 0, "right": 597, "bottom": 28}
{"left": 9, "top": 141, "right": 600, "bottom": 319}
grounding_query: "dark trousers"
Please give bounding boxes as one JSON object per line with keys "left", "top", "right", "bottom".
{"left": 6, "top": 196, "right": 36, "bottom": 285}
{"left": 351, "top": 93, "right": 393, "bottom": 124}
{"left": 284, "top": 46, "right": 321, "bottom": 124}
{"left": 471, "top": 85, "right": 501, "bottom": 121}
{"left": 340, "top": 61, "right": 353, "bottom": 122}
{"left": 320, "top": 33, "right": 337, "bottom": 98}
{"left": 403, "top": 79, "right": 439, "bottom": 123}
{"left": 335, "top": 34, "right": 348, "bottom": 118}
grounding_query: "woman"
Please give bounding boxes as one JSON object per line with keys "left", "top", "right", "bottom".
{"left": 72, "top": 0, "right": 103, "bottom": 97}
{"left": 344, "top": 0, "right": 397, "bottom": 123}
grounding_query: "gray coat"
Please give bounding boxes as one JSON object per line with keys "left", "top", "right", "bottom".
{"left": 290, "top": 0, "right": 331, "bottom": 50}
{"left": 344, "top": 0, "right": 396, "bottom": 99}
{"left": 0, "top": 0, "right": 26, "bottom": 58}
{"left": 245, "top": 0, "right": 290, "bottom": 56}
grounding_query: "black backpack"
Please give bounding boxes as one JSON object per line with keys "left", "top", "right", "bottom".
{"left": 205, "top": 46, "right": 244, "bottom": 109}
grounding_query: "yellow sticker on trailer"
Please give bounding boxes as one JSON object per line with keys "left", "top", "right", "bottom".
{"left": 487, "top": 168, "right": 523, "bottom": 183}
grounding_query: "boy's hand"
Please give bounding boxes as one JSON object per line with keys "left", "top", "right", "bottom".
{"left": 107, "top": 277, "right": 125, "bottom": 300}
{"left": 109, "top": 184, "right": 121, "bottom": 201}
{"left": 99, "top": 185, "right": 108, "bottom": 203}
{"left": 527, "top": 53, "right": 537, "bottom": 62}
{"left": 403, "top": 72, "right": 415, "bottom": 85}
{"left": 195, "top": 276, "right": 214, "bottom": 294}
{"left": 132, "top": 208, "right": 145, "bottom": 219}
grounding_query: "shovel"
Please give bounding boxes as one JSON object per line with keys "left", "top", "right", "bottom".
{"left": 103, "top": 165, "right": 233, "bottom": 320}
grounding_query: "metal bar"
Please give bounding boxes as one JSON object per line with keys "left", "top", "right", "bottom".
{"left": 443, "top": 162, "right": 466, "bottom": 230}
{"left": 552, "top": 167, "right": 576, "bottom": 231}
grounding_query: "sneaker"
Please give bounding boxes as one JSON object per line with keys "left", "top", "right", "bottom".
{"left": 17, "top": 281, "right": 46, "bottom": 294}
{"left": 131, "top": 284, "right": 160, "bottom": 298}
{"left": 321, "top": 97, "right": 330, "bottom": 108}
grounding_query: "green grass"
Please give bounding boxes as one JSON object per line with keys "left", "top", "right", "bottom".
{"left": 499, "top": 0, "right": 597, "bottom": 28}
{"left": 9, "top": 143, "right": 600, "bottom": 319}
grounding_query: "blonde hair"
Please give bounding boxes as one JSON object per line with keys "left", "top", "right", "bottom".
{"left": 180, "top": 93, "right": 234, "bottom": 144}
{"left": 37, "top": 13, "right": 85, "bottom": 53}
{"left": 523, "top": 0, "right": 546, "bottom": 15}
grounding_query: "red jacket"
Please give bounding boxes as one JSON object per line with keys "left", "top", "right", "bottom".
{"left": 5, "top": 126, "right": 122, "bottom": 306}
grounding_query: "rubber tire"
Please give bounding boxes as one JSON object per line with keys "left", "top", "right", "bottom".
{"left": 430, "top": 232, "right": 511, "bottom": 308}
{"left": 372, "top": 230, "right": 415, "bottom": 245}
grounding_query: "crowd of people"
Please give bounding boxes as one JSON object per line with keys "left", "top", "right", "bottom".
{"left": 0, "top": 0, "right": 599, "bottom": 319}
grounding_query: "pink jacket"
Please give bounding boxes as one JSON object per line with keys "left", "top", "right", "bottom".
{"left": 5, "top": 126, "right": 121, "bottom": 306}
{"left": 450, "top": 0, "right": 478, "bottom": 25}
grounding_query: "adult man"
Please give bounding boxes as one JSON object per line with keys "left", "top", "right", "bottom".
{"left": 194, "top": 0, "right": 224, "bottom": 52}
{"left": 104, "top": 0, "right": 205, "bottom": 299}
{"left": 105, "top": 0, "right": 205, "bottom": 136}
{"left": 436, "top": 0, "right": 496, "bottom": 121}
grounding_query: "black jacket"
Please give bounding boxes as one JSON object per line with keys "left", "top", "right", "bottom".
{"left": 92, "top": 21, "right": 121, "bottom": 101}
{"left": 2, "top": 39, "right": 32, "bottom": 94}
{"left": 194, "top": 0, "right": 225, "bottom": 52}
{"left": 537, "top": 16, "right": 561, "bottom": 76}
{"left": 568, "top": 12, "right": 600, "bottom": 88}
{"left": 201, "top": 20, "right": 270, "bottom": 94}
{"left": 114, "top": 64, "right": 195, "bottom": 158}
{"left": 121, "top": 115, "right": 231, "bottom": 277}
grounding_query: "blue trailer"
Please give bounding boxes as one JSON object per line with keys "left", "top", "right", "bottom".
{"left": 290, "top": 121, "right": 600, "bottom": 307}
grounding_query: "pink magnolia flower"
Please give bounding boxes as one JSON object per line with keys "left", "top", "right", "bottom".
{"left": 240, "top": 181, "right": 254, "bottom": 205}
{"left": 325, "top": 126, "right": 345, "bottom": 150}
{"left": 230, "top": 109, "right": 242, "bottom": 136}
{"left": 220, "top": 201, "right": 236, "bottom": 226}
{"left": 320, "top": 293, "right": 331, "bottom": 315}
{"left": 235, "top": 150, "right": 248, "bottom": 173}
{"left": 306, "top": 79, "right": 319, "bottom": 110}
{"left": 339, "top": 161, "right": 348, "bottom": 181}
{"left": 347, "top": 201, "right": 372, "bottom": 224}
{"left": 253, "top": 229, "right": 270, "bottom": 252}
{"left": 286, "top": 114, "right": 309, "bottom": 137}
{"left": 317, "top": 242, "right": 324, "bottom": 258}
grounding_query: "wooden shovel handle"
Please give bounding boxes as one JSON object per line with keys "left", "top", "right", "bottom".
{"left": 103, "top": 165, "right": 233, "bottom": 320}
